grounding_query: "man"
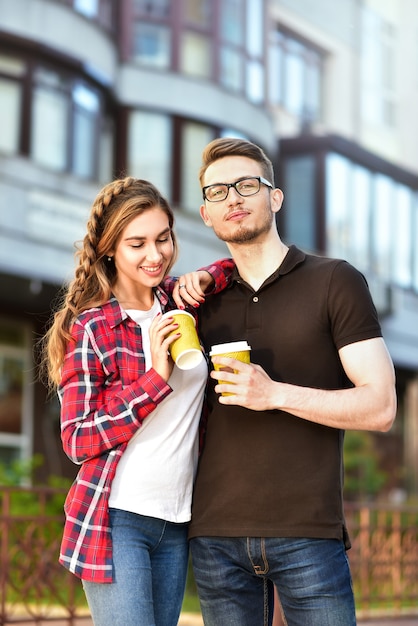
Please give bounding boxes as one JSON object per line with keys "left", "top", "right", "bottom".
{"left": 188, "top": 138, "right": 396, "bottom": 626}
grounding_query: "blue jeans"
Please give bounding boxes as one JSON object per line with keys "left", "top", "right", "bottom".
{"left": 190, "top": 536, "right": 356, "bottom": 626}
{"left": 83, "top": 509, "right": 189, "bottom": 626}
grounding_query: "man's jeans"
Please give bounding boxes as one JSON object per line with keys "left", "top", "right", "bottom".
{"left": 83, "top": 509, "right": 189, "bottom": 626}
{"left": 190, "top": 536, "right": 356, "bottom": 626}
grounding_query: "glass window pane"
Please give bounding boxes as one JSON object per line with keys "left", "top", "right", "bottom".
{"left": 73, "top": 109, "right": 96, "bottom": 178}
{"left": 285, "top": 42, "right": 304, "bottom": 115}
{"left": 246, "top": 60, "right": 264, "bottom": 104}
{"left": 0, "top": 55, "right": 25, "bottom": 77}
{"left": 181, "top": 33, "right": 211, "bottom": 78}
{"left": 268, "top": 40, "right": 282, "bottom": 104}
{"left": 220, "top": 47, "right": 242, "bottom": 91}
{"left": 74, "top": 0, "right": 99, "bottom": 18}
{"left": 0, "top": 353, "right": 23, "bottom": 434}
{"left": 31, "top": 86, "right": 68, "bottom": 171}
{"left": 181, "top": 122, "right": 214, "bottom": 212}
{"left": 372, "top": 174, "right": 393, "bottom": 278}
{"left": 221, "top": 0, "right": 244, "bottom": 45}
{"left": 305, "top": 60, "right": 321, "bottom": 121}
{"left": 134, "top": 0, "right": 170, "bottom": 17}
{"left": 284, "top": 156, "right": 316, "bottom": 251}
{"left": 351, "top": 166, "right": 371, "bottom": 271}
{"left": 0, "top": 79, "right": 21, "bottom": 153}
{"left": 72, "top": 84, "right": 99, "bottom": 179}
{"left": 326, "top": 153, "right": 350, "bottom": 259}
{"left": 184, "top": 0, "right": 211, "bottom": 26}
{"left": 392, "top": 185, "right": 412, "bottom": 287}
{"left": 414, "top": 197, "right": 418, "bottom": 291}
{"left": 133, "top": 23, "right": 171, "bottom": 68}
{"left": 127, "top": 111, "right": 171, "bottom": 198}
{"left": 98, "top": 116, "right": 114, "bottom": 183}
{"left": 246, "top": 0, "right": 263, "bottom": 56}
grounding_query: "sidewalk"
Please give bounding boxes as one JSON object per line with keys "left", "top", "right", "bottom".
{"left": 5, "top": 610, "right": 418, "bottom": 625}
{"left": 6, "top": 609, "right": 418, "bottom": 626}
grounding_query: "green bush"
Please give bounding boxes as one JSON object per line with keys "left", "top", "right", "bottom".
{"left": 344, "top": 431, "right": 387, "bottom": 500}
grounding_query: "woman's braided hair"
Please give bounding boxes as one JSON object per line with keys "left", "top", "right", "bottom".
{"left": 42, "top": 177, "right": 177, "bottom": 387}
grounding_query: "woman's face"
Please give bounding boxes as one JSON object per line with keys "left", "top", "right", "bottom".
{"left": 112, "top": 207, "right": 174, "bottom": 291}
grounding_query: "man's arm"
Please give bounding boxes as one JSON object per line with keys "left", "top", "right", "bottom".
{"left": 210, "top": 337, "right": 396, "bottom": 432}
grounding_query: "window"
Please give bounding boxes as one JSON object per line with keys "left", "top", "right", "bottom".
{"left": 361, "top": 8, "right": 397, "bottom": 127}
{"left": 31, "top": 69, "right": 69, "bottom": 172}
{"left": 72, "top": 84, "right": 100, "bottom": 178}
{"left": 221, "top": 0, "right": 244, "bottom": 46}
{"left": 128, "top": 0, "right": 266, "bottom": 101}
{"left": 0, "top": 55, "right": 25, "bottom": 155}
{"left": 326, "top": 153, "right": 351, "bottom": 261}
{"left": 181, "top": 122, "right": 214, "bottom": 212}
{"left": 184, "top": 0, "right": 211, "bottom": 26}
{"left": 0, "top": 78, "right": 22, "bottom": 154}
{"left": 181, "top": 32, "right": 211, "bottom": 78}
{"left": 391, "top": 186, "right": 412, "bottom": 287}
{"left": 30, "top": 68, "right": 107, "bottom": 179}
{"left": 133, "top": 0, "right": 170, "bottom": 17}
{"left": 0, "top": 53, "right": 112, "bottom": 181}
{"left": 269, "top": 29, "right": 323, "bottom": 124}
{"left": 372, "top": 174, "right": 393, "bottom": 279}
{"left": 73, "top": 0, "right": 116, "bottom": 30}
{"left": 351, "top": 166, "right": 372, "bottom": 271}
{"left": 284, "top": 156, "right": 316, "bottom": 251}
{"left": 0, "top": 321, "right": 32, "bottom": 469}
{"left": 132, "top": 0, "right": 171, "bottom": 69}
{"left": 74, "top": 0, "right": 99, "bottom": 18}
{"left": 324, "top": 152, "right": 417, "bottom": 290}
{"left": 246, "top": 60, "right": 264, "bottom": 104}
{"left": 220, "top": 48, "right": 243, "bottom": 92}
{"left": 133, "top": 22, "right": 171, "bottom": 68}
{"left": 414, "top": 198, "right": 418, "bottom": 292}
{"left": 127, "top": 110, "right": 172, "bottom": 199}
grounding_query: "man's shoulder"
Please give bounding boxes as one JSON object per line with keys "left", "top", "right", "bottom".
{"left": 285, "top": 245, "right": 347, "bottom": 274}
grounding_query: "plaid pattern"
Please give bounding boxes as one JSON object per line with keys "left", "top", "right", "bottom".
{"left": 58, "top": 262, "right": 233, "bottom": 582}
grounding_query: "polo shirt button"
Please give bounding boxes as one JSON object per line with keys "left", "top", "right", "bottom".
{"left": 253, "top": 296, "right": 259, "bottom": 303}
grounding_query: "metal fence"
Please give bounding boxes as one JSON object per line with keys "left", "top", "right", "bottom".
{"left": 345, "top": 502, "right": 418, "bottom": 617}
{"left": 0, "top": 486, "right": 89, "bottom": 625}
{"left": 1, "top": 487, "right": 418, "bottom": 624}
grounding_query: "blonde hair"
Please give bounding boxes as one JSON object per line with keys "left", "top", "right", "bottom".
{"left": 199, "top": 137, "right": 275, "bottom": 188}
{"left": 42, "top": 177, "right": 177, "bottom": 387}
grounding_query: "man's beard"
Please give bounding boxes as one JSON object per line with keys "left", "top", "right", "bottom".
{"left": 212, "top": 204, "right": 274, "bottom": 244}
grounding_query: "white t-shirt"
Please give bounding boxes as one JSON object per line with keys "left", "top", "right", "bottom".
{"left": 109, "top": 299, "right": 207, "bottom": 523}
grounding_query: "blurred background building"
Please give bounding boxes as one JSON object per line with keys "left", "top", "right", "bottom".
{"left": 0, "top": 0, "right": 417, "bottom": 497}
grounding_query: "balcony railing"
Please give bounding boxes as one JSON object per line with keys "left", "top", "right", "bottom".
{"left": 0, "top": 487, "right": 417, "bottom": 624}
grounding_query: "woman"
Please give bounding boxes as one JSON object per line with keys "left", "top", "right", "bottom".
{"left": 44, "top": 177, "right": 230, "bottom": 626}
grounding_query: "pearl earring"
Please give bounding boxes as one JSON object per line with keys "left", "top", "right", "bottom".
{"left": 107, "top": 256, "right": 112, "bottom": 262}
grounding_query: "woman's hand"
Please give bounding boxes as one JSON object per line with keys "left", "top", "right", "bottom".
{"left": 149, "top": 313, "right": 179, "bottom": 381}
{"left": 172, "top": 270, "right": 213, "bottom": 309}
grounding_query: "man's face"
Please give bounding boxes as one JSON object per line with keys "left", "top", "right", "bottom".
{"left": 200, "top": 156, "right": 283, "bottom": 245}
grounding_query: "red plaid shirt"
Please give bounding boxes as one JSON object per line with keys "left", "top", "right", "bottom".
{"left": 58, "top": 262, "right": 233, "bottom": 581}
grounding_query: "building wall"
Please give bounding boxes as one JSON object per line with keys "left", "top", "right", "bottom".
{"left": 0, "top": 0, "right": 417, "bottom": 495}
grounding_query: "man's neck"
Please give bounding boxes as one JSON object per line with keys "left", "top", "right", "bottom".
{"left": 227, "top": 234, "right": 289, "bottom": 291}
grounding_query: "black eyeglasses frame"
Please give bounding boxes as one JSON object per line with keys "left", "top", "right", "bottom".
{"left": 202, "top": 176, "right": 273, "bottom": 202}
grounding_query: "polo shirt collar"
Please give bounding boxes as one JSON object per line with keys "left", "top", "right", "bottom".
{"left": 230, "top": 244, "right": 306, "bottom": 288}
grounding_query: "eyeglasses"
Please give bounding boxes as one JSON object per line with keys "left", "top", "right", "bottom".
{"left": 202, "top": 176, "right": 273, "bottom": 202}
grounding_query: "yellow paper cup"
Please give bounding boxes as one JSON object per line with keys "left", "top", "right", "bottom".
{"left": 161, "top": 309, "right": 203, "bottom": 370}
{"left": 209, "top": 341, "right": 251, "bottom": 395}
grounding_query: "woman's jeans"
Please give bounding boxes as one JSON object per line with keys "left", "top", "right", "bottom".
{"left": 83, "top": 509, "right": 189, "bottom": 626}
{"left": 190, "top": 536, "right": 357, "bottom": 626}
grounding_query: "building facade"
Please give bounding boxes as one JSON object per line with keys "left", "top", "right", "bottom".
{"left": 0, "top": 0, "right": 417, "bottom": 495}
